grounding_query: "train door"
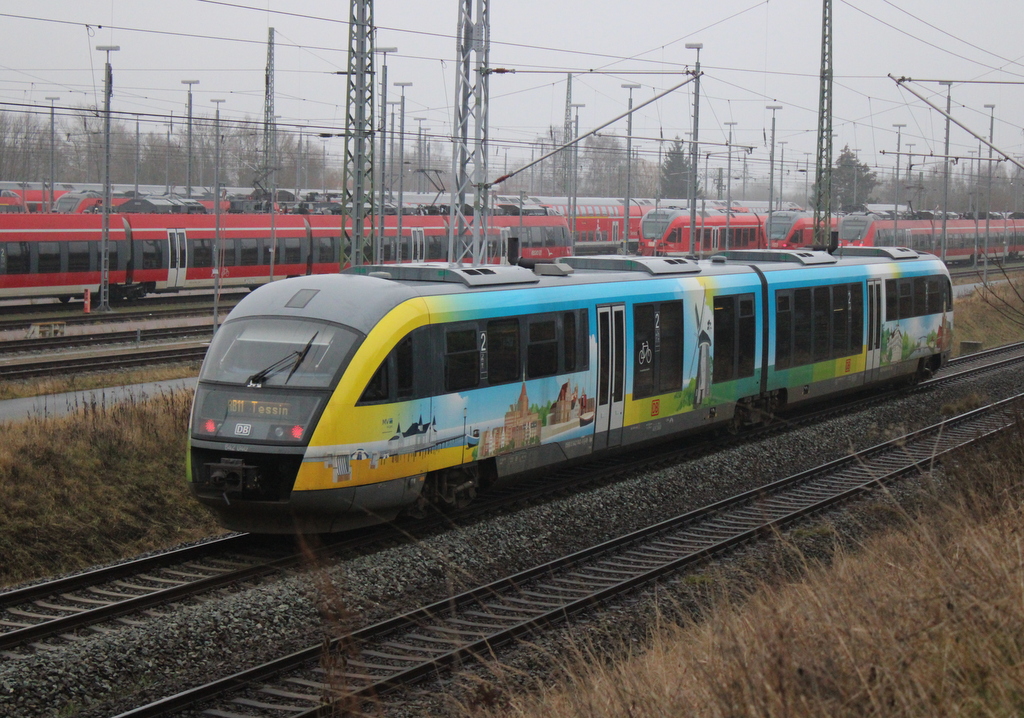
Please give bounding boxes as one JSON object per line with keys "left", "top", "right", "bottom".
{"left": 167, "top": 230, "right": 188, "bottom": 288}
{"left": 499, "top": 227, "right": 511, "bottom": 261}
{"left": 411, "top": 227, "right": 425, "bottom": 263}
{"left": 594, "top": 304, "right": 626, "bottom": 451}
{"left": 303, "top": 219, "right": 314, "bottom": 275}
{"left": 865, "top": 279, "right": 883, "bottom": 382}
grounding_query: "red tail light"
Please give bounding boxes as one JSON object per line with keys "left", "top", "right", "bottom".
{"left": 203, "top": 419, "right": 217, "bottom": 433}
{"left": 290, "top": 425, "right": 304, "bottom": 439}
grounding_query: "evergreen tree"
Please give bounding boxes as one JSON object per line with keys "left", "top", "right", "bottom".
{"left": 831, "top": 145, "right": 876, "bottom": 211}
{"left": 659, "top": 138, "right": 700, "bottom": 200}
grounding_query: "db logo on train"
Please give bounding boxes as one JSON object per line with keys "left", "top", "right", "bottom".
{"left": 651, "top": 399, "right": 660, "bottom": 417}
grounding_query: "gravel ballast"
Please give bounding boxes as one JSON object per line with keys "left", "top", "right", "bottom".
{"left": 1, "top": 364, "right": 1022, "bottom": 718}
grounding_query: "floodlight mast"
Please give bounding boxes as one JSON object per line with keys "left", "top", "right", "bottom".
{"left": 96, "top": 45, "right": 119, "bottom": 312}
{"left": 685, "top": 42, "right": 703, "bottom": 255}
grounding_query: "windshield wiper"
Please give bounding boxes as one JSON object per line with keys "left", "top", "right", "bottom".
{"left": 245, "top": 332, "right": 320, "bottom": 387}
{"left": 284, "top": 332, "right": 319, "bottom": 384}
{"left": 246, "top": 354, "right": 298, "bottom": 388}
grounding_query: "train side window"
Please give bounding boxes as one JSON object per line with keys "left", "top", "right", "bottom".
{"left": 142, "top": 239, "right": 163, "bottom": 270}
{"left": 191, "top": 239, "right": 213, "bottom": 268}
{"left": 487, "top": 319, "right": 521, "bottom": 385}
{"left": 67, "top": 241, "right": 91, "bottom": 272}
{"left": 563, "top": 312, "right": 578, "bottom": 372}
{"left": 659, "top": 301, "right": 684, "bottom": 392}
{"left": 775, "top": 292, "right": 792, "bottom": 370}
{"left": 885, "top": 279, "right": 898, "bottom": 320}
{"left": 357, "top": 334, "right": 417, "bottom": 405}
{"left": 925, "top": 277, "right": 941, "bottom": 315}
{"left": 898, "top": 279, "right": 913, "bottom": 319}
{"left": 240, "top": 238, "right": 259, "bottom": 266}
{"left": 279, "top": 237, "right": 301, "bottom": 264}
{"left": 713, "top": 296, "right": 736, "bottom": 383}
{"left": 316, "top": 236, "right": 335, "bottom": 264}
{"left": 2, "top": 242, "right": 29, "bottom": 274}
{"left": 913, "top": 277, "right": 927, "bottom": 317}
{"left": 445, "top": 328, "right": 480, "bottom": 392}
{"left": 812, "top": 286, "right": 831, "bottom": 363}
{"left": 527, "top": 319, "right": 558, "bottom": 379}
{"left": 38, "top": 241, "right": 61, "bottom": 273}
{"left": 943, "top": 277, "right": 952, "bottom": 311}
{"left": 737, "top": 296, "right": 755, "bottom": 378}
{"left": 633, "top": 304, "right": 656, "bottom": 398}
{"left": 427, "top": 235, "right": 446, "bottom": 261}
{"left": 221, "top": 239, "right": 237, "bottom": 266}
{"left": 832, "top": 285, "right": 849, "bottom": 356}
{"left": 793, "top": 288, "right": 813, "bottom": 366}
{"left": 850, "top": 283, "right": 864, "bottom": 352}
{"left": 396, "top": 335, "right": 414, "bottom": 400}
{"left": 360, "top": 359, "right": 389, "bottom": 403}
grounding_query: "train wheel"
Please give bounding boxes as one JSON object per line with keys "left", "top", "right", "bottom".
{"left": 423, "top": 465, "right": 479, "bottom": 511}
{"left": 58, "top": 296, "right": 71, "bottom": 304}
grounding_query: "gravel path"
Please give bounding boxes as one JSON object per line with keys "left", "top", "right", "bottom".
{"left": 2, "top": 365, "right": 1021, "bottom": 718}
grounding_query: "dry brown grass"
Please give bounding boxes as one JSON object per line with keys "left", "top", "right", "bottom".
{"left": 0, "top": 363, "right": 200, "bottom": 401}
{"left": 0, "top": 389, "right": 223, "bottom": 586}
{"left": 953, "top": 273, "right": 1024, "bottom": 356}
{"left": 466, "top": 421, "right": 1024, "bottom": 718}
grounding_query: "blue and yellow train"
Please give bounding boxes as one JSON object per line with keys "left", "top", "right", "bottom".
{"left": 187, "top": 247, "right": 953, "bottom": 533}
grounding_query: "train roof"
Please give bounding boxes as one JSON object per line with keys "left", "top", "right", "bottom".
{"left": 709, "top": 246, "right": 940, "bottom": 269}
{"left": 224, "top": 248, "right": 943, "bottom": 334}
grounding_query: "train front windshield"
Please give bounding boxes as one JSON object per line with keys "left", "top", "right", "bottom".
{"left": 200, "top": 317, "right": 360, "bottom": 389}
{"left": 641, "top": 211, "right": 680, "bottom": 240}
{"left": 766, "top": 214, "right": 797, "bottom": 241}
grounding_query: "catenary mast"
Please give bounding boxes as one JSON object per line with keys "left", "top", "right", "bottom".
{"left": 341, "top": 0, "right": 375, "bottom": 267}
{"left": 448, "top": 0, "right": 491, "bottom": 265}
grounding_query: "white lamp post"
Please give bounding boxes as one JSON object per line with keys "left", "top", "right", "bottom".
{"left": 181, "top": 80, "right": 199, "bottom": 198}
{"left": 96, "top": 45, "right": 119, "bottom": 312}
{"left": 621, "top": 83, "right": 640, "bottom": 255}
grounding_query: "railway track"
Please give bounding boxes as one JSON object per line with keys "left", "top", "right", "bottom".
{"left": 0, "top": 290, "right": 247, "bottom": 328}
{"left": 0, "top": 325, "right": 214, "bottom": 355}
{"left": 113, "top": 387, "right": 1024, "bottom": 717}
{"left": 1, "top": 343, "right": 1020, "bottom": 661}
{"left": 0, "top": 345, "right": 209, "bottom": 380}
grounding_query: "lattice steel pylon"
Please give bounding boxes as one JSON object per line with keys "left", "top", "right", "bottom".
{"left": 263, "top": 28, "right": 276, "bottom": 192}
{"left": 812, "top": 0, "right": 834, "bottom": 249}
{"left": 448, "top": 0, "right": 490, "bottom": 266}
{"left": 263, "top": 28, "right": 279, "bottom": 280}
{"left": 341, "top": 0, "right": 375, "bottom": 267}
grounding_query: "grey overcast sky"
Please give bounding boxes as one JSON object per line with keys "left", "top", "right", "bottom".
{"left": 2, "top": 0, "right": 1023, "bottom": 194}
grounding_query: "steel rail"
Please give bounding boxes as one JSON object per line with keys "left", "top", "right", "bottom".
{"left": 0, "top": 346, "right": 209, "bottom": 379}
{"left": 0, "top": 326, "right": 213, "bottom": 354}
{"left": 1, "top": 343, "right": 1021, "bottom": 656}
{"left": 114, "top": 391, "right": 1023, "bottom": 718}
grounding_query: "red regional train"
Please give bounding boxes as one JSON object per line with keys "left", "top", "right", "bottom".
{"left": 639, "top": 208, "right": 842, "bottom": 256}
{"left": 637, "top": 208, "right": 767, "bottom": 256}
{"left": 0, "top": 211, "right": 571, "bottom": 303}
{"left": 521, "top": 195, "right": 663, "bottom": 253}
{"left": 766, "top": 210, "right": 838, "bottom": 249}
{"left": 837, "top": 213, "right": 1024, "bottom": 265}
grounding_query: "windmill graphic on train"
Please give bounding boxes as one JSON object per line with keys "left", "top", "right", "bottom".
{"left": 692, "top": 284, "right": 713, "bottom": 407}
